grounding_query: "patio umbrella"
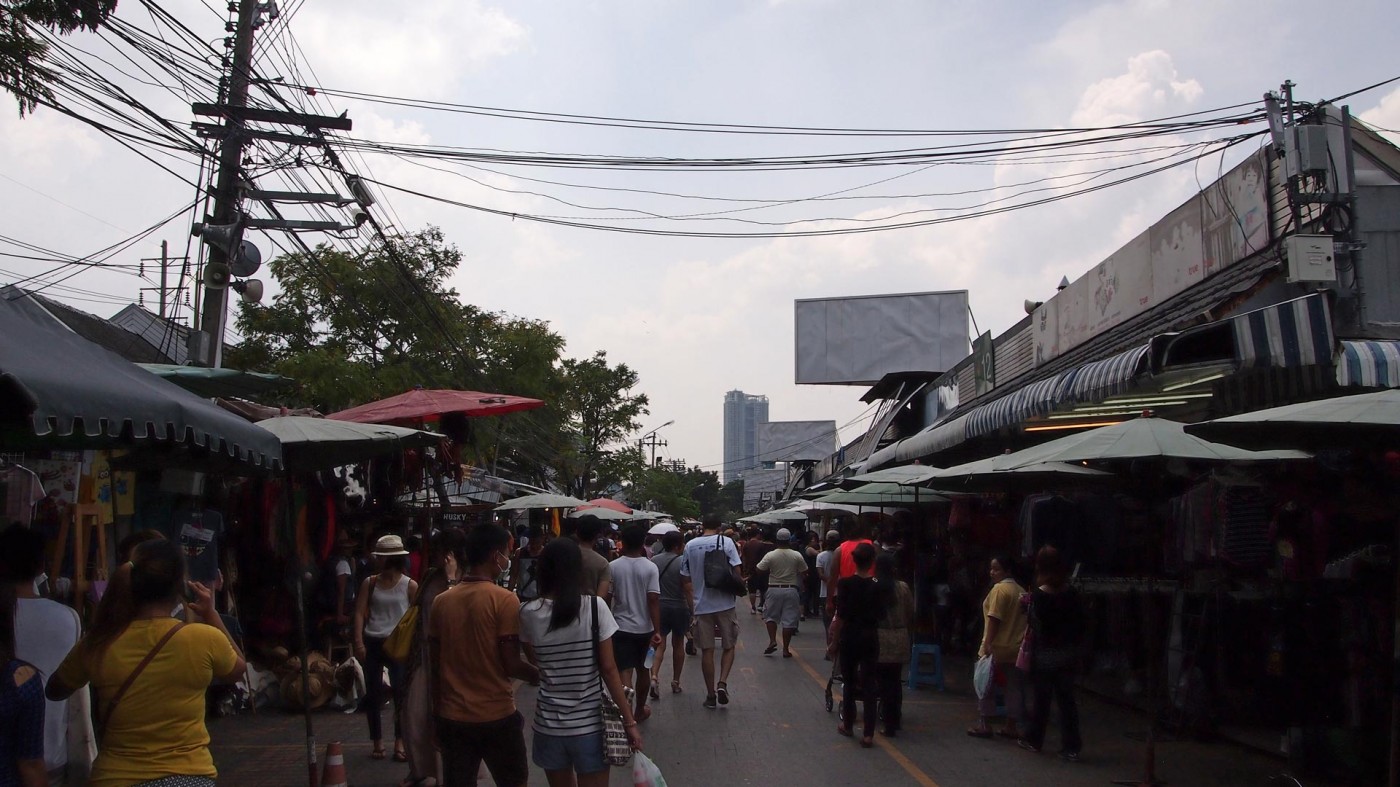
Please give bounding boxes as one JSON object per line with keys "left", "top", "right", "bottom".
{"left": 817, "top": 482, "right": 948, "bottom": 507}
{"left": 567, "top": 507, "right": 633, "bottom": 521}
{"left": 1001, "top": 416, "right": 1309, "bottom": 468}
{"left": 140, "top": 363, "right": 292, "bottom": 399}
{"left": 841, "top": 464, "right": 940, "bottom": 488}
{"left": 494, "top": 492, "right": 588, "bottom": 511}
{"left": 579, "top": 497, "right": 633, "bottom": 514}
{"left": 630, "top": 509, "right": 669, "bottom": 520}
{"left": 925, "top": 456, "right": 1114, "bottom": 492}
{"left": 254, "top": 415, "right": 439, "bottom": 787}
{"left": 1183, "top": 388, "right": 1400, "bottom": 451}
{"left": 647, "top": 522, "right": 680, "bottom": 536}
{"left": 326, "top": 386, "right": 545, "bottom": 424}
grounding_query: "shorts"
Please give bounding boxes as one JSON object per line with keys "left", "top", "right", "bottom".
{"left": 693, "top": 608, "right": 739, "bottom": 651}
{"left": 436, "top": 712, "right": 528, "bottom": 787}
{"left": 132, "top": 779, "right": 215, "bottom": 787}
{"left": 612, "top": 631, "right": 651, "bottom": 671}
{"left": 660, "top": 605, "right": 691, "bottom": 637}
{"left": 763, "top": 586, "right": 801, "bottom": 629}
{"left": 532, "top": 729, "right": 607, "bottom": 775}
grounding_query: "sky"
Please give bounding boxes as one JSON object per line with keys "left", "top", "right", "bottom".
{"left": 2, "top": 0, "right": 1398, "bottom": 476}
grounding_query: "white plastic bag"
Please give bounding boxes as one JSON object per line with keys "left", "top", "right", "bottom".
{"left": 973, "top": 655, "right": 993, "bottom": 700}
{"left": 632, "top": 751, "right": 667, "bottom": 787}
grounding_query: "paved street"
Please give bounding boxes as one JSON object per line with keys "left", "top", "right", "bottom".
{"left": 211, "top": 610, "right": 1314, "bottom": 786}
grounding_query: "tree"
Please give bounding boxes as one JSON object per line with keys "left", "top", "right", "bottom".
{"left": 2, "top": 0, "right": 118, "bottom": 116}
{"left": 553, "top": 351, "right": 649, "bottom": 497}
{"left": 716, "top": 480, "right": 745, "bottom": 519}
{"left": 629, "top": 465, "right": 700, "bottom": 519}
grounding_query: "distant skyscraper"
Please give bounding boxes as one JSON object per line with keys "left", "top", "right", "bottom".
{"left": 722, "top": 390, "right": 769, "bottom": 485}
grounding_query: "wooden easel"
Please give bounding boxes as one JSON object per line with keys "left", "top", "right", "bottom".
{"left": 49, "top": 503, "right": 110, "bottom": 618}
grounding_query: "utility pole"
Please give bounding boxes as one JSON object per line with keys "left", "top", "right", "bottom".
{"left": 140, "top": 241, "right": 189, "bottom": 318}
{"left": 192, "top": 0, "right": 258, "bottom": 367}
{"left": 638, "top": 432, "right": 667, "bottom": 467}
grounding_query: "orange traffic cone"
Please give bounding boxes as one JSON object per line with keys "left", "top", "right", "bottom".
{"left": 320, "top": 741, "right": 348, "bottom": 787}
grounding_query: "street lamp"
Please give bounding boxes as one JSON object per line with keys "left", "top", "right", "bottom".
{"left": 637, "top": 420, "right": 675, "bottom": 467}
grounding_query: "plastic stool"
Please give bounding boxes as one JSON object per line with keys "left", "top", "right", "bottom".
{"left": 907, "top": 644, "right": 945, "bottom": 691}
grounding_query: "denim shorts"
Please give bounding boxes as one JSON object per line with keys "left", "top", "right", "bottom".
{"left": 531, "top": 729, "right": 607, "bottom": 774}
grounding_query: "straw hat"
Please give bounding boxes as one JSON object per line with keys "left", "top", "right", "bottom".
{"left": 371, "top": 534, "right": 410, "bottom": 556}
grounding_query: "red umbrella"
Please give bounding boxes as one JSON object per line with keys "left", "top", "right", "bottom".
{"left": 577, "top": 497, "right": 633, "bottom": 514}
{"left": 326, "top": 387, "right": 545, "bottom": 425}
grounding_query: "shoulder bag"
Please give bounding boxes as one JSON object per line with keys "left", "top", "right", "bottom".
{"left": 591, "top": 596, "right": 633, "bottom": 767}
{"left": 703, "top": 536, "right": 746, "bottom": 597}
{"left": 1015, "top": 593, "right": 1034, "bottom": 672}
{"left": 98, "top": 622, "right": 186, "bottom": 735}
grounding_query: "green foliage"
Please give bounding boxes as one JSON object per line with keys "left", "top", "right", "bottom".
{"left": 229, "top": 226, "right": 651, "bottom": 495}
{"left": 716, "top": 480, "right": 745, "bottom": 519}
{"left": 629, "top": 464, "right": 700, "bottom": 519}
{"left": 2, "top": 0, "right": 118, "bottom": 116}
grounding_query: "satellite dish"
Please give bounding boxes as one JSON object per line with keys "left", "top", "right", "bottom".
{"left": 233, "top": 278, "right": 264, "bottom": 304}
{"left": 229, "top": 241, "right": 262, "bottom": 277}
{"left": 203, "top": 261, "right": 231, "bottom": 290}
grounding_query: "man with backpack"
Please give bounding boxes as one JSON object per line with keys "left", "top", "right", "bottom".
{"left": 680, "top": 513, "right": 744, "bottom": 709}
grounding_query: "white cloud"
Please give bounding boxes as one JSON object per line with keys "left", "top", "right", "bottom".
{"left": 1072, "top": 51, "right": 1203, "bottom": 127}
{"left": 293, "top": 0, "right": 526, "bottom": 98}
{"left": 1360, "top": 86, "right": 1400, "bottom": 146}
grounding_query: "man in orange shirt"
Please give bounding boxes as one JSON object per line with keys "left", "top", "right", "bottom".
{"left": 825, "top": 519, "right": 874, "bottom": 619}
{"left": 429, "top": 524, "right": 540, "bottom": 787}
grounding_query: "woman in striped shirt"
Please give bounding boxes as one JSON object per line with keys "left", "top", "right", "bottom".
{"left": 520, "top": 539, "right": 642, "bottom": 786}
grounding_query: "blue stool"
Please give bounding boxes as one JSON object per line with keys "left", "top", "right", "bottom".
{"left": 907, "top": 644, "right": 945, "bottom": 691}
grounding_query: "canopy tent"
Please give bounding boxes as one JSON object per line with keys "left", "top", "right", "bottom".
{"left": 140, "top": 363, "right": 292, "bottom": 399}
{"left": 0, "top": 289, "right": 281, "bottom": 470}
{"left": 1184, "top": 388, "right": 1400, "bottom": 451}
{"left": 494, "top": 492, "right": 588, "bottom": 511}
{"left": 326, "top": 387, "right": 545, "bottom": 425}
{"left": 255, "top": 417, "right": 437, "bottom": 472}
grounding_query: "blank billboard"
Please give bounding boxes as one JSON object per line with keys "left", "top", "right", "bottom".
{"left": 757, "top": 420, "right": 839, "bottom": 463}
{"left": 795, "top": 290, "right": 969, "bottom": 385}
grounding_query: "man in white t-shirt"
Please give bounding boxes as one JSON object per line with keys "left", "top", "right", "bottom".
{"left": 608, "top": 525, "right": 661, "bottom": 722}
{"left": 680, "top": 513, "right": 743, "bottom": 709}
{"left": 3, "top": 524, "right": 86, "bottom": 785}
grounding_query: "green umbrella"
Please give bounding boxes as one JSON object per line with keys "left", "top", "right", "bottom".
{"left": 140, "top": 363, "right": 292, "bottom": 399}
{"left": 1001, "top": 416, "right": 1309, "bottom": 468}
{"left": 841, "top": 465, "right": 939, "bottom": 488}
{"left": 925, "top": 455, "right": 1113, "bottom": 492}
{"left": 255, "top": 416, "right": 438, "bottom": 472}
{"left": 1184, "top": 388, "right": 1400, "bottom": 450}
{"left": 494, "top": 492, "right": 588, "bottom": 511}
{"left": 817, "top": 482, "right": 947, "bottom": 506}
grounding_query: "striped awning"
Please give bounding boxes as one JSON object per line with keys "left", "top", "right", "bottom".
{"left": 1336, "top": 340, "right": 1400, "bottom": 388}
{"left": 1061, "top": 343, "right": 1151, "bottom": 403}
{"left": 1017, "top": 375, "right": 1067, "bottom": 418}
{"left": 963, "top": 394, "right": 1022, "bottom": 439}
{"left": 893, "top": 415, "right": 969, "bottom": 463}
{"left": 1232, "top": 292, "right": 1334, "bottom": 369}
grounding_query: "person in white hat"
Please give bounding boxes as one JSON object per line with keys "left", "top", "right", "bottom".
{"left": 755, "top": 528, "right": 808, "bottom": 658}
{"left": 353, "top": 534, "right": 419, "bottom": 762}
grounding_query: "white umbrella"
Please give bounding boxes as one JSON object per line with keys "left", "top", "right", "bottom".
{"left": 647, "top": 522, "right": 680, "bottom": 536}
{"left": 567, "top": 507, "right": 633, "bottom": 521}
{"left": 495, "top": 492, "right": 588, "bottom": 511}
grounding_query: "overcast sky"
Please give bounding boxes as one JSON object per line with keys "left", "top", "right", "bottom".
{"left": 3, "top": 0, "right": 1398, "bottom": 474}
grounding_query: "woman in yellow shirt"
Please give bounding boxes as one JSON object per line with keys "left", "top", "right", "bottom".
{"left": 48, "top": 539, "right": 245, "bottom": 787}
{"left": 967, "top": 555, "right": 1027, "bottom": 740}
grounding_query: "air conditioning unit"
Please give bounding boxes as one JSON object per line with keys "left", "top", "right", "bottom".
{"left": 1284, "top": 234, "right": 1336, "bottom": 284}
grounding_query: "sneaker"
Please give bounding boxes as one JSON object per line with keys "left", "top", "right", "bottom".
{"left": 1018, "top": 740, "right": 1041, "bottom": 754}
{"left": 1059, "top": 751, "right": 1080, "bottom": 763}
{"left": 685, "top": 640, "right": 697, "bottom": 656}
{"left": 703, "top": 695, "right": 718, "bottom": 709}
{"left": 716, "top": 684, "right": 730, "bottom": 705}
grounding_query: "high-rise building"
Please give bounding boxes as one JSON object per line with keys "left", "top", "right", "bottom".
{"left": 722, "top": 390, "right": 769, "bottom": 485}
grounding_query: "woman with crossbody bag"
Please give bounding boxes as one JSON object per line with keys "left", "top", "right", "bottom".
{"left": 520, "top": 539, "right": 641, "bottom": 786}
{"left": 48, "top": 539, "right": 245, "bottom": 787}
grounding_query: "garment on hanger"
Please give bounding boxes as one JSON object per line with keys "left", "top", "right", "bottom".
{"left": 2, "top": 466, "right": 45, "bottom": 526}
{"left": 1218, "top": 485, "right": 1271, "bottom": 568}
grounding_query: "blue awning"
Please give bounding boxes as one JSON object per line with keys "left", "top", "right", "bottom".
{"left": 963, "top": 394, "right": 1022, "bottom": 439}
{"left": 1336, "top": 340, "right": 1400, "bottom": 388}
{"left": 1232, "top": 292, "right": 1333, "bottom": 369}
{"left": 1060, "top": 343, "right": 1151, "bottom": 403}
{"left": 1017, "top": 375, "right": 1066, "bottom": 418}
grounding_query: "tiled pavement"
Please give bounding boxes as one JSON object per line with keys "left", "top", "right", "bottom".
{"left": 210, "top": 609, "right": 1321, "bottom": 786}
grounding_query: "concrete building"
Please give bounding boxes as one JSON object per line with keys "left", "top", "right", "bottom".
{"left": 721, "top": 390, "right": 768, "bottom": 484}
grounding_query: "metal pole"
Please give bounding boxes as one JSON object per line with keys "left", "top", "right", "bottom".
{"left": 286, "top": 480, "right": 319, "bottom": 787}
{"left": 195, "top": 0, "right": 258, "bottom": 368}
{"left": 159, "top": 240, "right": 168, "bottom": 318}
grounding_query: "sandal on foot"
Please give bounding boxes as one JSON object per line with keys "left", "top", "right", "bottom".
{"left": 836, "top": 724, "right": 853, "bottom": 737}
{"left": 671, "top": 680, "right": 682, "bottom": 694}
{"left": 393, "top": 748, "right": 408, "bottom": 762}
{"left": 860, "top": 737, "right": 875, "bottom": 748}
{"left": 764, "top": 644, "right": 778, "bottom": 655}
{"left": 649, "top": 683, "right": 660, "bottom": 700}
{"left": 371, "top": 748, "right": 387, "bottom": 760}
{"left": 636, "top": 705, "right": 652, "bottom": 723}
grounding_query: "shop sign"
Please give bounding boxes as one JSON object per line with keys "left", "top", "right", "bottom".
{"left": 972, "top": 331, "right": 995, "bottom": 396}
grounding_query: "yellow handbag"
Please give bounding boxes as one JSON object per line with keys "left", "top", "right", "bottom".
{"left": 382, "top": 605, "right": 419, "bottom": 664}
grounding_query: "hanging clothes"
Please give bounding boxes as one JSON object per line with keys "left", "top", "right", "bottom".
{"left": 1219, "top": 485, "right": 1271, "bottom": 568}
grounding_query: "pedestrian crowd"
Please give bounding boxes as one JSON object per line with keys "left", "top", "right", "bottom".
{"left": 0, "top": 510, "right": 1085, "bottom": 787}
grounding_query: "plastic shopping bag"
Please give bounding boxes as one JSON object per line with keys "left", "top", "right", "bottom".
{"left": 632, "top": 751, "right": 668, "bottom": 787}
{"left": 974, "top": 655, "right": 993, "bottom": 700}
